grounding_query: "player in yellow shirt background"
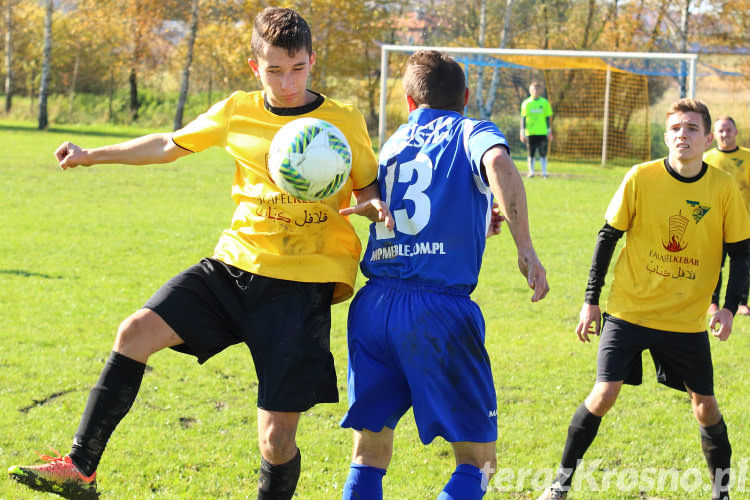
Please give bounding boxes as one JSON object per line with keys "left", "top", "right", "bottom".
{"left": 7, "top": 7, "right": 392, "bottom": 500}
{"left": 704, "top": 116, "right": 750, "bottom": 316}
{"left": 538, "top": 99, "right": 750, "bottom": 500}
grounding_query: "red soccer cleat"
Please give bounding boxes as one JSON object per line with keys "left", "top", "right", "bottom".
{"left": 8, "top": 449, "right": 97, "bottom": 498}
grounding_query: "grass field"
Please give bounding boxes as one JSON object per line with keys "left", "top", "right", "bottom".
{"left": 2, "top": 120, "right": 750, "bottom": 499}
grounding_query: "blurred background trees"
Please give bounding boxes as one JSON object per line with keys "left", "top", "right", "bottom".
{"left": 1, "top": 0, "right": 747, "bottom": 131}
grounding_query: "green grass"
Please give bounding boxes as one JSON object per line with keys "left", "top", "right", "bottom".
{"left": 1, "top": 120, "right": 749, "bottom": 499}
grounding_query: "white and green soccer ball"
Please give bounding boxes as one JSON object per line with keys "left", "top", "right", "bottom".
{"left": 268, "top": 117, "right": 352, "bottom": 201}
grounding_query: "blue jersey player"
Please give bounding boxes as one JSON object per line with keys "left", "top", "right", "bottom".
{"left": 338, "top": 50, "right": 549, "bottom": 499}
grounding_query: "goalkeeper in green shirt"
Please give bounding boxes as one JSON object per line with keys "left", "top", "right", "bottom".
{"left": 520, "top": 81, "right": 553, "bottom": 178}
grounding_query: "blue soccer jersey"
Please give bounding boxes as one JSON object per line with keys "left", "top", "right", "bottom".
{"left": 360, "top": 108, "right": 509, "bottom": 291}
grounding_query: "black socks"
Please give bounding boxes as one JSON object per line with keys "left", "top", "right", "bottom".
{"left": 701, "top": 417, "right": 732, "bottom": 500}
{"left": 554, "top": 402, "right": 602, "bottom": 489}
{"left": 69, "top": 351, "right": 146, "bottom": 477}
{"left": 257, "top": 448, "right": 301, "bottom": 500}
{"left": 549, "top": 402, "right": 731, "bottom": 499}
{"left": 68, "top": 350, "right": 307, "bottom": 500}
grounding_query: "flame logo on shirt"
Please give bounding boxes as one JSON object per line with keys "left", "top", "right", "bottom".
{"left": 686, "top": 200, "right": 710, "bottom": 224}
{"left": 663, "top": 211, "right": 689, "bottom": 252}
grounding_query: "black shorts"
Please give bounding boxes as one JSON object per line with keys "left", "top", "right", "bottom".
{"left": 596, "top": 314, "right": 714, "bottom": 395}
{"left": 526, "top": 135, "right": 548, "bottom": 157}
{"left": 143, "top": 258, "right": 338, "bottom": 412}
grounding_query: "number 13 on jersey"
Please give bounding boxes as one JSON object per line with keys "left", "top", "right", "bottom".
{"left": 375, "top": 153, "right": 433, "bottom": 239}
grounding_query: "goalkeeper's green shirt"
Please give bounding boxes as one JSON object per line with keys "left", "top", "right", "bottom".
{"left": 520, "top": 96, "right": 553, "bottom": 136}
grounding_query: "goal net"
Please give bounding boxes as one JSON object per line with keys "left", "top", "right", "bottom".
{"left": 377, "top": 46, "right": 700, "bottom": 167}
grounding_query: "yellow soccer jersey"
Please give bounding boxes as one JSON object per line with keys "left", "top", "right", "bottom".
{"left": 172, "top": 90, "right": 378, "bottom": 304}
{"left": 604, "top": 159, "right": 750, "bottom": 332}
{"left": 704, "top": 146, "right": 750, "bottom": 214}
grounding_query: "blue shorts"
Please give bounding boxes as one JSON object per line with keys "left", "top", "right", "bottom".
{"left": 340, "top": 278, "right": 498, "bottom": 444}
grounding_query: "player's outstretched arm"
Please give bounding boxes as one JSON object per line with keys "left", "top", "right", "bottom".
{"left": 482, "top": 145, "right": 548, "bottom": 302}
{"left": 55, "top": 133, "right": 192, "bottom": 170}
{"left": 340, "top": 182, "right": 394, "bottom": 229}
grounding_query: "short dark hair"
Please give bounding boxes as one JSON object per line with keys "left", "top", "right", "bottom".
{"left": 403, "top": 50, "right": 466, "bottom": 113}
{"left": 714, "top": 116, "right": 737, "bottom": 128}
{"left": 666, "top": 98, "right": 711, "bottom": 134}
{"left": 251, "top": 7, "right": 312, "bottom": 59}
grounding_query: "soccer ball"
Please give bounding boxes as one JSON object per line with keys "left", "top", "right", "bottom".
{"left": 268, "top": 117, "right": 352, "bottom": 201}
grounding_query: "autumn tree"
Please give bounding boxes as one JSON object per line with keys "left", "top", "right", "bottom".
{"left": 174, "top": 0, "right": 199, "bottom": 130}
{"left": 37, "top": 0, "right": 52, "bottom": 129}
{"left": 3, "top": 0, "right": 747, "bottom": 130}
{"left": 188, "top": 0, "right": 261, "bottom": 111}
{"left": 4, "top": 0, "right": 15, "bottom": 112}
{"left": 291, "top": 0, "right": 407, "bottom": 131}
{"left": 474, "top": 0, "right": 515, "bottom": 120}
{"left": 709, "top": 0, "right": 750, "bottom": 48}
{"left": 52, "top": 0, "right": 117, "bottom": 117}
{"left": 114, "top": 0, "right": 176, "bottom": 120}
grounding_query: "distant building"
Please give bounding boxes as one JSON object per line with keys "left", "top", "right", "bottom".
{"left": 393, "top": 11, "right": 440, "bottom": 45}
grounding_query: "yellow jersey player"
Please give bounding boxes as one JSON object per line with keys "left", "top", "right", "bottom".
{"left": 7, "top": 7, "right": 392, "bottom": 500}
{"left": 704, "top": 116, "right": 750, "bottom": 315}
{"left": 539, "top": 100, "right": 750, "bottom": 500}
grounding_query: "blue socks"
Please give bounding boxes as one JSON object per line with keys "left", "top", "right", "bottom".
{"left": 342, "top": 463, "right": 386, "bottom": 500}
{"left": 342, "top": 463, "right": 487, "bottom": 500}
{"left": 437, "top": 464, "right": 486, "bottom": 500}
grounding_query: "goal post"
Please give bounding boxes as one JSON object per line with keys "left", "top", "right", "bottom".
{"left": 378, "top": 45, "right": 698, "bottom": 166}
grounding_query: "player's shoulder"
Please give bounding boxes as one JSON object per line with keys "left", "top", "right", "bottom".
{"left": 225, "top": 90, "right": 261, "bottom": 102}
{"left": 318, "top": 93, "right": 361, "bottom": 116}
{"left": 706, "top": 162, "right": 735, "bottom": 183}
{"left": 464, "top": 116, "right": 503, "bottom": 136}
{"left": 313, "top": 94, "right": 368, "bottom": 130}
{"left": 312, "top": 94, "right": 369, "bottom": 138}
{"left": 632, "top": 158, "right": 665, "bottom": 173}
{"left": 622, "top": 158, "right": 665, "bottom": 185}
{"left": 703, "top": 147, "right": 720, "bottom": 159}
{"left": 214, "top": 90, "right": 263, "bottom": 114}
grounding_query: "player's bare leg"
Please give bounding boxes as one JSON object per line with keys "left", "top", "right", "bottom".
{"left": 584, "top": 380, "right": 622, "bottom": 416}
{"left": 257, "top": 409, "right": 302, "bottom": 500}
{"left": 8, "top": 309, "right": 183, "bottom": 496}
{"left": 342, "top": 428, "right": 393, "bottom": 500}
{"left": 113, "top": 308, "right": 184, "bottom": 362}
{"left": 438, "top": 441, "right": 496, "bottom": 499}
{"left": 527, "top": 156, "right": 535, "bottom": 177}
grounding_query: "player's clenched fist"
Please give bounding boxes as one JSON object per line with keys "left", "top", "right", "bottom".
{"left": 55, "top": 142, "right": 87, "bottom": 169}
